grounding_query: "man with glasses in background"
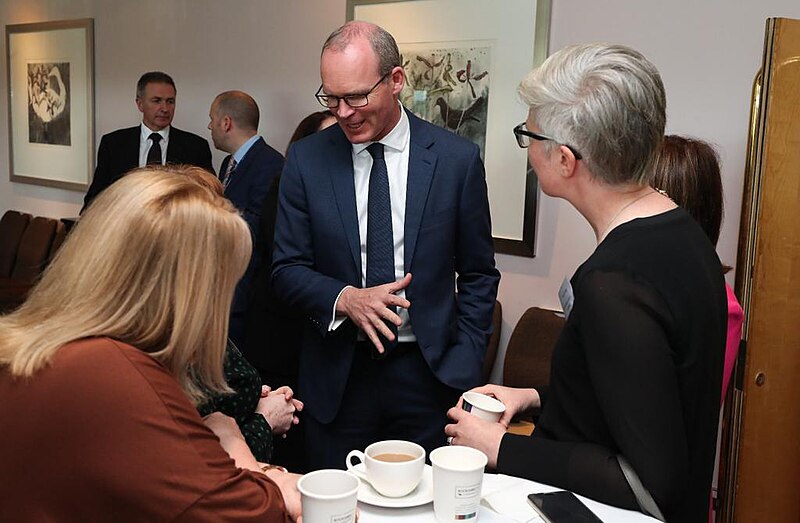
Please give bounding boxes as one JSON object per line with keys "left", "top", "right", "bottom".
{"left": 272, "top": 21, "right": 499, "bottom": 469}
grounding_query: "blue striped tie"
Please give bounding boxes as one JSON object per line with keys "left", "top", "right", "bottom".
{"left": 366, "top": 142, "right": 398, "bottom": 353}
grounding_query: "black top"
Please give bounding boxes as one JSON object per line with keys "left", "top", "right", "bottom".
{"left": 497, "top": 208, "right": 727, "bottom": 522}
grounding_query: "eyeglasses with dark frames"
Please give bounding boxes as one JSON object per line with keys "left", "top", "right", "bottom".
{"left": 513, "top": 123, "right": 583, "bottom": 160}
{"left": 315, "top": 72, "right": 391, "bottom": 109}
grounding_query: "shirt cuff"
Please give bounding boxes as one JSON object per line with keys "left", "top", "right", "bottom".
{"left": 329, "top": 285, "right": 353, "bottom": 331}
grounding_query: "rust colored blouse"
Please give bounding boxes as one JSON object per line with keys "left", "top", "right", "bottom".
{"left": 0, "top": 337, "right": 288, "bottom": 522}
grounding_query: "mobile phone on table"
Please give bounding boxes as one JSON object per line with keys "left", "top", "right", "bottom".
{"left": 527, "top": 491, "right": 603, "bottom": 523}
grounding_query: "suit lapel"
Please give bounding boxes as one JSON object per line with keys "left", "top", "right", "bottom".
{"left": 165, "top": 127, "right": 182, "bottom": 164}
{"left": 328, "top": 130, "right": 361, "bottom": 275}
{"left": 404, "top": 112, "right": 436, "bottom": 271}
{"left": 225, "top": 137, "right": 262, "bottom": 192}
{"left": 123, "top": 127, "right": 140, "bottom": 174}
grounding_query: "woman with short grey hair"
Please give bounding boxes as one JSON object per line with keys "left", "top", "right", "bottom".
{"left": 446, "top": 43, "right": 726, "bottom": 522}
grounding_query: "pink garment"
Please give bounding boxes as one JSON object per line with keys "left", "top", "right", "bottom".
{"left": 722, "top": 284, "right": 744, "bottom": 403}
{"left": 711, "top": 284, "right": 744, "bottom": 523}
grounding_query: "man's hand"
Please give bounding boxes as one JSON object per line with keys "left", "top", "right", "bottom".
{"left": 337, "top": 273, "right": 412, "bottom": 353}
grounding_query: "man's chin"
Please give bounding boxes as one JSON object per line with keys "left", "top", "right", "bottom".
{"left": 341, "top": 125, "right": 373, "bottom": 144}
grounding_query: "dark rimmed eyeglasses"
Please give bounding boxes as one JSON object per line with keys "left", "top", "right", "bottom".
{"left": 513, "top": 123, "right": 583, "bottom": 160}
{"left": 315, "top": 72, "right": 391, "bottom": 109}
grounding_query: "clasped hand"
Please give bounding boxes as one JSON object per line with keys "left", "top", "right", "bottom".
{"left": 337, "top": 273, "right": 412, "bottom": 353}
{"left": 256, "top": 385, "right": 303, "bottom": 437}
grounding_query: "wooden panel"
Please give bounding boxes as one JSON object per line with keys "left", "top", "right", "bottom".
{"left": 734, "top": 17, "right": 800, "bottom": 522}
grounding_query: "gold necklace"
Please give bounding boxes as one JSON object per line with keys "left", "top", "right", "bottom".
{"left": 599, "top": 188, "right": 655, "bottom": 241}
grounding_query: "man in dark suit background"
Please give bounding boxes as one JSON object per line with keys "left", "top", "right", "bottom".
{"left": 82, "top": 71, "right": 213, "bottom": 211}
{"left": 272, "top": 21, "right": 500, "bottom": 469}
{"left": 207, "top": 91, "right": 286, "bottom": 363}
{"left": 209, "top": 90, "right": 308, "bottom": 471}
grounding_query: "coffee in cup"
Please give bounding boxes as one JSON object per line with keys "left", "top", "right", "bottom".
{"left": 374, "top": 453, "right": 415, "bottom": 463}
{"left": 346, "top": 440, "right": 425, "bottom": 498}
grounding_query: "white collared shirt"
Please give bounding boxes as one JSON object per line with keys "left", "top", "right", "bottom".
{"left": 332, "top": 107, "right": 415, "bottom": 342}
{"left": 138, "top": 123, "right": 170, "bottom": 167}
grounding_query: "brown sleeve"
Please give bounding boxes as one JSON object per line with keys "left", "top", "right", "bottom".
{"left": 17, "top": 338, "right": 290, "bottom": 522}
{"left": 175, "top": 471, "right": 287, "bottom": 522}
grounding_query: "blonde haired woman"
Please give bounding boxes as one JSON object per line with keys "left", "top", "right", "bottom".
{"left": 0, "top": 166, "right": 300, "bottom": 521}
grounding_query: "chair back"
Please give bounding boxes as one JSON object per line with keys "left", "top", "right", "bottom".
{"left": 503, "top": 307, "right": 565, "bottom": 390}
{"left": 11, "top": 216, "right": 59, "bottom": 281}
{"left": 0, "top": 211, "right": 32, "bottom": 277}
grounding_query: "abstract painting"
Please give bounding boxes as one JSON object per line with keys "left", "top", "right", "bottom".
{"left": 400, "top": 45, "right": 490, "bottom": 159}
{"left": 6, "top": 19, "right": 94, "bottom": 191}
{"left": 27, "top": 62, "right": 71, "bottom": 146}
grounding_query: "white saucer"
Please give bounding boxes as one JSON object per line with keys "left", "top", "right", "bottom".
{"left": 353, "top": 463, "right": 434, "bottom": 508}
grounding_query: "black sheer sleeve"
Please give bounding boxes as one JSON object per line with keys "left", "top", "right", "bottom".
{"left": 497, "top": 269, "right": 690, "bottom": 514}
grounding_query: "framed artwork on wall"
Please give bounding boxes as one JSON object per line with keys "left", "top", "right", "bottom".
{"left": 347, "top": 0, "right": 551, "bottom": 257}
{"left": 6, "top": 18, "right": 95, "bottom": 191}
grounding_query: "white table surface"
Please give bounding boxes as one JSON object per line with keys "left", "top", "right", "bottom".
{"left": 358, "top": 473, "right": 660, "bottom": 522}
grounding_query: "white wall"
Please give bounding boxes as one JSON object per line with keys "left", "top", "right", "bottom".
{"left": 2, "top": 1, "right": 799, "bottom": 382}
{"left": 492, "top": 0, "right": 800, "bottom": 381}
{"left": 0, "top": 0, "right": 341, "bottom": 214}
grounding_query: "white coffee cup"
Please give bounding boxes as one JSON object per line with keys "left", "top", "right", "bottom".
{"left": 461, "top": 391, "right": 505, "bottom": 423}
{"left": 345, "top": 439, "right": 425, "bottom": 498}
{"left": 297, "top": 469, "right": 359, "bottom": 523}
{"left": 430, "top": 445, "right": 488, "bottom": 522}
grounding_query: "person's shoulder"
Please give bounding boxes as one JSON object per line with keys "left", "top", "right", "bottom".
{"left": 407, "top": 110, "right": 479, "bottom": 153}
{"left": 100, "top": 126, "right": 139, "bottom": 143}
{"left": 170, "top": 126, "right": 208, "bottom": 144}
{"left": 293, "top": 122, "right": 343, "bottom": 152}
{"left": 249, "top": 136, "right": 285, "bottom": 162}
{"left": 55, "top": 337, "right": 169, "bottom": 380}
{"left": 57, "top": 337, "right": 202, "bottom": 425}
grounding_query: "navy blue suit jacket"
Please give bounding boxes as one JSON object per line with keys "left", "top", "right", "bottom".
{"left": 221, "top": 137, "right": 284, "bottom": 320}
{"left": 83, "top": 125, "right": 213, "bottom": 210}
{"left": 272, "top": 110, "right": 499, "bottom": 423}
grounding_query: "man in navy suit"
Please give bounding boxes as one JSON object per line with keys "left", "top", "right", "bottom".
{"left": 210, "top": 91, "right": 308, "bottom": 471}
{"left": 82, "top": 72, "right": 213, "bottom": 211}
{"left": 207, "top": 90, "right": 285, "bottom": 354}
{"left": 272, "top": 21, "right": 500, "bottom": 469}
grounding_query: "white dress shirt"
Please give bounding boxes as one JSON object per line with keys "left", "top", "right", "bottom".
{"left": 331, "top": 107, "right": 415, "bottom": 342}
{"left": 138, "top": 123, "right": 170, "bottom": 167}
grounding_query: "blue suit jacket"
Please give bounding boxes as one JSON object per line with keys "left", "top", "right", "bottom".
{"left": 272, "top": 110, "right": 499, "bottom": 423}
{"left": 221, "top": 137, "right": 284, "bottom": 319}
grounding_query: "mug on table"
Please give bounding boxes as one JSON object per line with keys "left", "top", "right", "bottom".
{"left": 346, "top": 440, "right": 425, "bottom": 498}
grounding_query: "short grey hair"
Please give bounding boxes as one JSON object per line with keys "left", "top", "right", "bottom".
{"left": 322, "top": 21, "right": 401, "bottom": 77}
{"left": 518, "top": 43, "right": 666, "bottom": 185}
{"left": 136, "top": 71, "right": 175, "bottom": 99}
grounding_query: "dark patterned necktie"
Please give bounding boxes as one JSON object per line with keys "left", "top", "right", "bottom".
{"left": 222, "top": 157, "right": 237, "bottom": 188}
{"left": 146, "top": 133, "right": 162, "bottom": 165}
{"left": 366, "top": 142, "right": 398, "bottom": 353}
